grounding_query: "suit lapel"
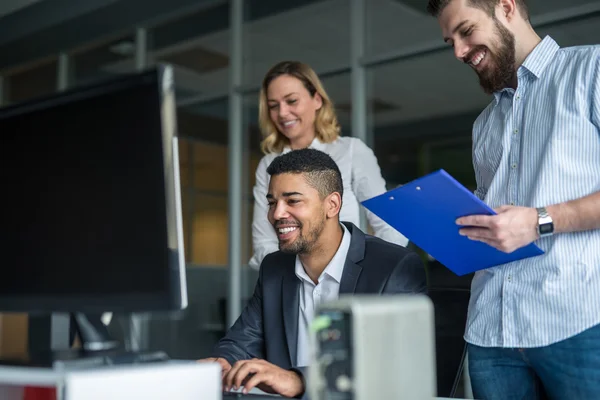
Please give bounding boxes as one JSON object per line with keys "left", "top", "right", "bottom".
{"left": 339, "top": 222, "right": 365, "bottom": 294}
{"left": 339, "top": 260, "right": 362, "bottom": 294}
{"left": 282, "top": 268, "right": 300, "bottom": 366}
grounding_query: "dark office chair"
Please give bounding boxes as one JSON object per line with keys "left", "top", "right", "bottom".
{"left": 428, "top": 286, "right": 471, "bottom": 398}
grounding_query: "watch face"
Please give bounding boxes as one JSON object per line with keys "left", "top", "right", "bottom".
{"left": 539, "top": 223, "right": 554, "bottom": 235}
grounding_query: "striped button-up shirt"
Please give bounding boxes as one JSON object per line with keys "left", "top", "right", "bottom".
{"left": 465, "top": 36, "right": 600, "bottom": 348}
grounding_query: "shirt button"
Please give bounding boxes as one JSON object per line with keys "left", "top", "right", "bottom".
{"left": 510, "top": 202, "right": 515, "bottom": 206}
{"left": 514, "top": 129, "right": 518, "bottom": 134}
{"left": 511, "top": 163, "right": 517, "bottom": 169}
{"left": 516, "top": 95, "right": 520, "bottom": 100}
{"left": 507, "top": 275, "right": 512, "bottom": 282}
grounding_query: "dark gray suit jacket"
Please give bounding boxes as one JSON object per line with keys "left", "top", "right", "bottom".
{"left": 212, "top": 222, "right": 426, "bottom": 373}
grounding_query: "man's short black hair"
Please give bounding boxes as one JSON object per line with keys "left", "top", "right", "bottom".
{"left": 266, "top": 148, "right": 343, "bottom": 200}
{"left": 426, "top": 0, "right": 529, "bottom": 21}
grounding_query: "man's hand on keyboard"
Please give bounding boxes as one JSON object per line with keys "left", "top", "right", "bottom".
{"left": 198, "top": 357, "right": 232, "bottom": 378}
{"left": 223, "top": 358, "right": 303, "bottom": 398}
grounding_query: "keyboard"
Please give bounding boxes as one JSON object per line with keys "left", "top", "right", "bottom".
{"left": 222, "top": 391, "right": 280, "bottom": 399}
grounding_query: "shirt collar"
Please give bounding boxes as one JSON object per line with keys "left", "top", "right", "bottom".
{"left": 493, "top": 35, "right": 560, "bottom": 103}
{"left": 520, "top": 35, "right": 560, "bottom": 79}
{"left": 282, "top": 136, "right": 327, "bottom": 154}
{"left": 295, "top": 223, "right": 351, "bottom": 285}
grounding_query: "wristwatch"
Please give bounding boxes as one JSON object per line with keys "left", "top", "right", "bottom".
{"left": 536, "top": 207, "right": 554, "bottom": 237}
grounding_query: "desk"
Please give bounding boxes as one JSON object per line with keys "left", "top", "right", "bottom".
{"left": 0, "top": 365, "right": 469, "bottom": 400}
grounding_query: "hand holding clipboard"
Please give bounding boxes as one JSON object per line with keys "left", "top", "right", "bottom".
{"left": 362, "top": 170, "right": 544, "bottom": 276}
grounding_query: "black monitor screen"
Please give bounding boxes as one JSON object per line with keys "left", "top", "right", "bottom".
{"left": 0, "top": 67, "right": 186, "bottom": 312}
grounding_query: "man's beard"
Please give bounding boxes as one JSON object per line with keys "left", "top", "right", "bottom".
{"left": 277, "top": 215, "right": 326, "bottom": 255}
{"left": 473, "top": 19, "right": 516, "bottom": 94}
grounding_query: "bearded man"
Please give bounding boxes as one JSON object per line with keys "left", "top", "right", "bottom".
{"left": 428, "top": 0, "right": 600, "bottom": 398}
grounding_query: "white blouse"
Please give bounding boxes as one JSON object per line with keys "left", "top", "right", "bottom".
{"left": 248, "top": 136, "right": 409, "bottom": 270}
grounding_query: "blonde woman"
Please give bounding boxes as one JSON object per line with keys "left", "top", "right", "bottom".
{"left": 249, "top": 61, "right": 408, "bottom": 270}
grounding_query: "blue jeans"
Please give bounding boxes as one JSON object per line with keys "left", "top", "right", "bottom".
{"left": 468, "top": 324, "right": 600, "bottom": 400}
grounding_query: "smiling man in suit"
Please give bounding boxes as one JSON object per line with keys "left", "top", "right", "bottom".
{"left": 201, "top": 148, "right": 427, "bottom": 398}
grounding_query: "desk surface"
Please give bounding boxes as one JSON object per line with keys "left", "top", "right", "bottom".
{"left": 0, "top": 365, "right": 467, "bottom": 400}
{"left": 0, "top": 366, "right": 58, "bottom": 386}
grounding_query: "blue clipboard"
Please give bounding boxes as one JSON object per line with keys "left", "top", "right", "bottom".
{"left": 362, "top": 169, "right": 544, "bottom": 276}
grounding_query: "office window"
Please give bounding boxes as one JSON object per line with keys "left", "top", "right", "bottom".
{"left": 242, "top": 0, "right": 350, "bottom": 86}
{"left": 366, "top": 48, "right": 490, "bottom": 186}
{"left": 365, "top": 0, "right": 440, "bottom": 59}
{"left": 177, "top": 100, "right": 229, "bottom": 266}
{"left": 150, "top": 3, "right": 230, "bottom": 102}
{"left": 176, "top": 99, "right": 261, "bottom": 266}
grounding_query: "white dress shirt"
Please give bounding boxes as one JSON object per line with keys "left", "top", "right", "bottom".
{"left": 295, "top": 223, "right": 351, "bottom": 367}
{"left": 466, "top": 37, "right": 600, "bottom": 348}
{"left": 249, "top": 136, "right": 408, "bottom": 270}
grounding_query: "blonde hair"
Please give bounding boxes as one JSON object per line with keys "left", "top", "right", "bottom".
{"left": 258, "top": 61, "right": 341, "bottom": 154}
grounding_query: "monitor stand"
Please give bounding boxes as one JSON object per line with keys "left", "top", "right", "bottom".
{"left": 4, "top": 313, "right": 169, "bottom": 369}
{"left": 50, "top": 313, "right": 169, "bottom": 369}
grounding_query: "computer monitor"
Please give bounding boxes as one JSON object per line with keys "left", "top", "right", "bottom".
{"left": 0, "top": 65, "right": 187, "bottom": 361}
